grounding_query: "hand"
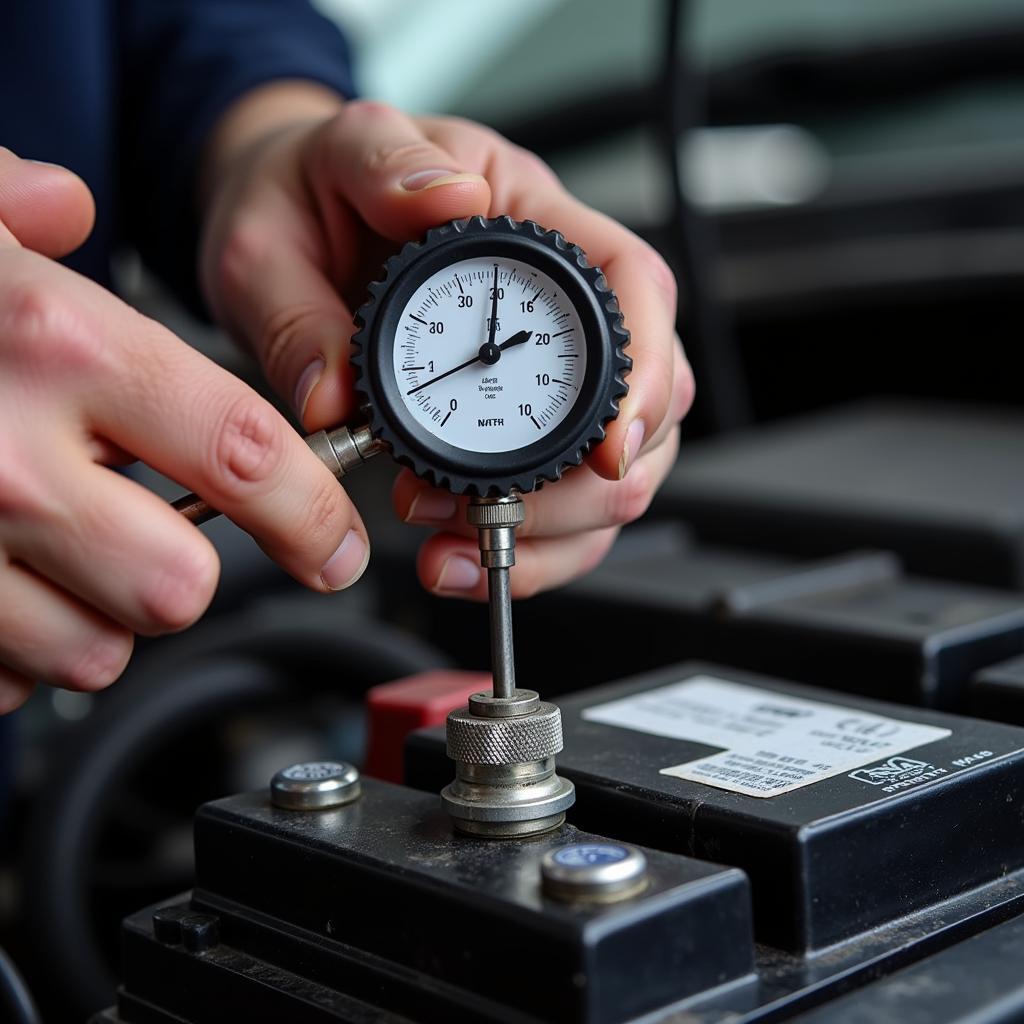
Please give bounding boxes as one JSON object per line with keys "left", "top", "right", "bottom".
{"left": 200, "top": 92, "right": 693, "bottom": 601}
{"left": 0, "top": 149, "right": 369, "bottom": 712}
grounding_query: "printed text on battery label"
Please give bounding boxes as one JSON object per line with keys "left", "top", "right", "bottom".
{"left": 582, "top": 676, "right": 951, "bottom": 798}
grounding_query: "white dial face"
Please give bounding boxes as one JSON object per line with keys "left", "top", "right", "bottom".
{"left": 394, "top": 257, "right": 587, "bottom": 453}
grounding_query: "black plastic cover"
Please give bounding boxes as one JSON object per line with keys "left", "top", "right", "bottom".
{"left": 129, "top": 779, "right": 754, "bottom": 1024}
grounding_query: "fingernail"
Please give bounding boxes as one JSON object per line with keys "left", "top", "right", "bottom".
{"left": 321, "top": 530, "right": 369, "bottom": 591}
{"left": 293, "top": 356, "right": 325, "bottom": 419}
{"left": 405, "top": 490, "right": 458, "bottom": 524}
{"left": 434, "top": 554, "right": 481, "bottom": 594}
{"left": 618, "top": 418, "right": 646, "bottom": 479}
{"left": 400, "top": 170, "right": 486, "bottom": 192}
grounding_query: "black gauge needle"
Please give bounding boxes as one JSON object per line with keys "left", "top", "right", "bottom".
{"left": 487, "top": 263, "right": 499, "bottom": 347}
{"left": 498, "top": 329, "right": 532, "bottom": 352}
{"left": 406, "top": 330, "right": 533, "bottom": 396}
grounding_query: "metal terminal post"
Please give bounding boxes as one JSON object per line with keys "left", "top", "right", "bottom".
{"left": 172, "top": 423, "right": 383, "bottom": 525}
{"left": 441, "top": 493, "right": 575, "bottom": 837}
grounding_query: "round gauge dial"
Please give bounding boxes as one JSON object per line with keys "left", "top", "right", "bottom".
{"left": 394, "top": 257, "right": 587, "bottom": 454}
{"left": 352, "top": 216, "right": 630, "bottom": 495}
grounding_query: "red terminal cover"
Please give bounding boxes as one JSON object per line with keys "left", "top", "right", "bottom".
{"left": 364, "top": 670, "right": 490, "bottom": 782}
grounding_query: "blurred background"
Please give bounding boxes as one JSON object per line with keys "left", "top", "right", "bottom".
{"left": 6, "top": 0, "right": 1024, "bottom": 1019}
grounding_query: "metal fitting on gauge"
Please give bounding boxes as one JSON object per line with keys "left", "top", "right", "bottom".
{"left": 173, "top": 423, "right": 383, "bottom": 526}
{"left": 441, "top": 688, "right": 575, "bottom": 837}
{"left": 306, "top": 423, "right": 384, "bottom": 481}
{"left": 467, "top": 495, "right": 525, "bottom": 570}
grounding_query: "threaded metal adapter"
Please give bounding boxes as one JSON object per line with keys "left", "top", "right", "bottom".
{"left": 466, "top": 499, "right": 526, "bottom": 529}
{"left": 442, "top": 698, "right": 575, "bottom": 838}
{"left": 445, "top": 703, "right": 563, "bottom": 765}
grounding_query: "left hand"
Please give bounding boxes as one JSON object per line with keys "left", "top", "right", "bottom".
{"left": 201, "top": 91, "right": 694, "bottom": 599}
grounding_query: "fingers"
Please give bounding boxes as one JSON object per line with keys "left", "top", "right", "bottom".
{"left": 314, "top": 101, "right": 492, "bottom": 242}
{"left": 204, "top": 190, "right": 359, "bottom": 430}
{"left": 0, "top": 667, "right": 35, "bottom": 715}
{"left": 0, "top": 147, "right": 95, "bottom": 257}
{"left": 417, "top": 526, "right": 620, "bottom": 602}
{"left": 395, "top": 425, "right": 680, "bottom": 540}
{"left": 204, "top": 100, "right": 493, "bottom": 432}
{"left": 0, "top": 556, "right": 133, "bottom": 691}
{"left": 87, "top": 328, "right": 371, "bottom": 592}
{"left": 0, "top": 253, "right": 369, "bottom": 595}
{"left": 418, "top": 119, "right": 693, "bottom": 481}
{"left": 527, "top": 204, "right": 684, "bottom": 481}
{"left": 640, "top": 334, "right": 692, "bottom": 456}
{"left": 6, "top": 458, "right": 221, "bottom": 636}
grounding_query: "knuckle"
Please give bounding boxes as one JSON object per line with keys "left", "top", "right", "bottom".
{"left": 299, "top": 475, "right": 349, "bottom": 550}
{"left": 3, "top": 280, "right": 61, "bottom": 340}
{"left": 335, "top": 101, "right": 451, "bottom": 175}
{"left": 207, "top": 394, "right": 286, "bottom": 499}
{"left": 139, "top": 545, "right": 219, "bottom": 633}
{"left": 57, "top": 630, "right": 134, "bottom": 691}
{"left": 367, "top": 139, "right": 448, "bottom": 176}
{"left": 1, "top": 277, "right": 101, "bottom": 369}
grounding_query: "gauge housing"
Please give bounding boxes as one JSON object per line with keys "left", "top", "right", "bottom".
{"left": 351, "top": 216, "right": 631, "bottom": 495}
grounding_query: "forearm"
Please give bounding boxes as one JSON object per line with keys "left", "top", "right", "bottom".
{"left": 200, "top": 80, "right": 344, "bottom": 209}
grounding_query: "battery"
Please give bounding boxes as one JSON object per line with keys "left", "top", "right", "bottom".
{"left": 654, "top": 399, "right": 1024, "bottom": 588}
{"left": 407, "top": 662, "right": 1024, "bottom": 952}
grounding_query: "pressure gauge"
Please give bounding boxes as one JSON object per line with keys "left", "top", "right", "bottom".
{"left": 351, "top": 216, "right": 630, "bottom": 495}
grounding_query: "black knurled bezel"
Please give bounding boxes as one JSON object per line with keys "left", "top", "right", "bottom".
{"left": 350, "top": 216, "right": 631, "bottom": 496}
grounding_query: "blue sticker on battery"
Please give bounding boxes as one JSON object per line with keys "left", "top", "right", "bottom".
{"left": 552, "top": 843, "right": 629, "bottom": 868}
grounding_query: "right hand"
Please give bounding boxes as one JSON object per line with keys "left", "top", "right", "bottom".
{"left": 0, "top": 149, "right": 369, "bottom": 713}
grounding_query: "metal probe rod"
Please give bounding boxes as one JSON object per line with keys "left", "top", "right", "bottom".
{"left": 467, "top": 494, "right": 525, "bottom": 702}
{"left": 487, "top": 565, "right": 516, "bottom": 698}
{"left": 170, "top": 424, "right": 382, "bottom": 525}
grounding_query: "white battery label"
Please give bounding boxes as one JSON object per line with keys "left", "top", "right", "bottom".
{"left": 582, "top": 676, "right": 951, "bottom": 798}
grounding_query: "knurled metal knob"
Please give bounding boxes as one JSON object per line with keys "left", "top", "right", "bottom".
{"left": 445, "top": 703, "right": 563, "bottom": 765}
{"left": 467, "top": 500, "right": 526, "bottom": 529}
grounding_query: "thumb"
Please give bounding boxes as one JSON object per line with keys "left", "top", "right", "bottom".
{"left": 315, "top": 101, "right": 492, "bottom": 241}
{"left": 0, "top": 148, "right": 95, "bottom": 256}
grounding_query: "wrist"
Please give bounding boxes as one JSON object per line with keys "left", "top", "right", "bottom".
{"left": 200, "top": 80, "right": 345, "bottom": 210}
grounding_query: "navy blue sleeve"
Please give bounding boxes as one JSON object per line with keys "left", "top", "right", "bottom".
{"left": 118, "top": 0, "right": 356, "bottom": 316}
